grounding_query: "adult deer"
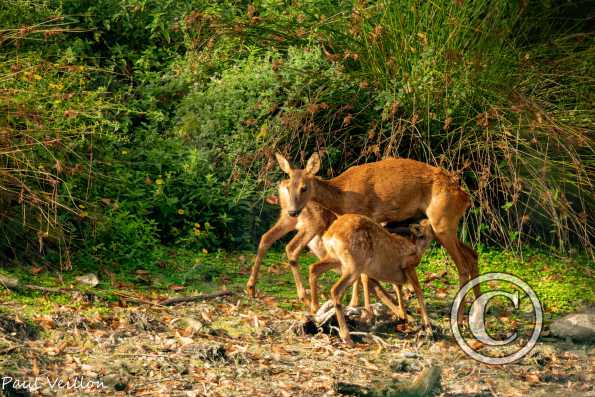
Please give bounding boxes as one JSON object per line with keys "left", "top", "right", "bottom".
{"left": 246, "top": 180, "right": 368, "bottom": 307}
{"left": 275, "top": 153, "right": 479, "bottom": 319}
{"left": 310, "top": 215, "right": 436, "bottom": 345}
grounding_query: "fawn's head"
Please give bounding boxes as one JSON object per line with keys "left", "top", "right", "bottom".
{"left": 275, "top": 153, "right": 320, "bottom": 217}
{"left": 410, "top": 219, "right": 435, "bottom": 248}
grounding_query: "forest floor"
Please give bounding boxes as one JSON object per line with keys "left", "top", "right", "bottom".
{"left": 0, "top": 248, "right": 593, "bottom": 396}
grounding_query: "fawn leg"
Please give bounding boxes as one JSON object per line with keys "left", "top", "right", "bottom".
{"left": 361, "top": 274, "right": 373, "bottom": 322}
{"left": 367, "top": 279, "right": 403, "bottom": 319}
{"left": 286, "top": 229, "right": 319, "bottom": 305}
{"left": 405, "top": 266, "right": 431, "bottom": 331}
{"left": 308, "top": 259, "right": 340, "bottom": 314}
{"left": 393, "top": 284, "right": 407, "bottom": 321}
{"left": 330, "top": 272, "right": 359, "bottom": 345}
{"left": 348, "top": 278, "right": 360, "bottom": 307}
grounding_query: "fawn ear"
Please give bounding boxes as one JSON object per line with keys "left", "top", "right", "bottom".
{"left": 265, "top": 194, "right": 279, "bottom": 205}
{"left": 275, "top": 153, "right": 291, "bottom": 174}
{"left": 410, "top": 223, "right": 423, "bottom": 238}
{"left": 305, "top": 153, "right": 320, "bottom": 175}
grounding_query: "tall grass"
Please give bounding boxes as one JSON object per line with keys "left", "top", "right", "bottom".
{"left": 339, "top": 0, "right": 594, "bottom": 252}
{"left": 0, "top": 42, "right": 122, "bottom": 266}
{"left": 0, "top": 0, "right": 592, "bottom": 266}
{"left": 198, "top": 0, "right": 594, "bottom": 253}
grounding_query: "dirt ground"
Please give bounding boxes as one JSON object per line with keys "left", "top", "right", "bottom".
{"left": 0, "top": 291, "right": 593, "bottom": 397}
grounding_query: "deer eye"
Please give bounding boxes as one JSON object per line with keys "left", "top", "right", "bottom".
{"left": 300, "top": 186, "right": 308, "bottom": 193}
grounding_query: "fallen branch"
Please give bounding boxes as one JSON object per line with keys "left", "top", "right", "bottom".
{"left": 24, "top": 284, "right": 76, "bottom": 294}
{"left": 2, "top": 278, "right": 160, "bottom": 308}
{"left": 1, "top": 276, "right": 79, "bottom": 294}
{"left": 111, "top": 291, "right": 168, "bottom": 308}
{"left": 160, "top": 290, "right": 234, "bottom": 306}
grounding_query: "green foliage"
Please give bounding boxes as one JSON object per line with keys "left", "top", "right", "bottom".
{"left": 0, "top": 0, "right": 593, "bottom": 271}
{"left": 203, "top": 0, "right": 594, "bottom": 252}
{"left": 2, "top": 247, "right": 592, "bottom": 316}
{"left": 89, "top": 133, "right": 259, "bottom": 250}
{"left": 176, "top": 46, "right": 373, "bottom": 178}
{"left": 85, "top": 210, "right": 161, "bottom": 269}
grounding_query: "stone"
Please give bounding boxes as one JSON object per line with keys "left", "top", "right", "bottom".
{"left": 550, "top": 308, "right": 595, "bottom": 343}
{"left": 75, "top": 273, "right": 99, "bottom": 287}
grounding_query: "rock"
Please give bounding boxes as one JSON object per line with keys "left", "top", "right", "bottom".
{"left": 336, "top": 365, "right": 441, "bottom": 396}
{"left": 389, "top": 359, "right": 415, "bottom": 372}
{"left": 75, "top": 273, "right": 99, "bottom": 287}
{"left": 101, "top": 374, "right": 129, "bottom": 390}
{"left": 0, "top": 275, "right": 19, "bottom": 289}
{"left": 550, "top": 308, "right": 595, "bottom": 343}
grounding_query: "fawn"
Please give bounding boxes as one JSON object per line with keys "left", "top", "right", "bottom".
{"left": 309, "top": 215, "right": 435, "bottom": 345}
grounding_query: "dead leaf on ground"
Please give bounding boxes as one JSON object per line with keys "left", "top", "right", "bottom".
{"left": 31, "top": 265, "right": 45, "bottom": 275}
{"left": 468, "top": 339, "right": 483, "bottom": 350}
{"left": 35, "top": 315, "right": 55, "bottom": 330}
{"left": 526, "top": 373, "right": 540, "bottom": 383}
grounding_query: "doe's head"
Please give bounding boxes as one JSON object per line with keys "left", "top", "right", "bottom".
{"left": 275, "top": 152, "right": 320, "bottom": 217}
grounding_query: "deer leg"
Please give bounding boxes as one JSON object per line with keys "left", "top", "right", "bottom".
{"left": 425, "top": 207, "right": 474, "bottom": 317}
{"left": 360, "top": 274, "right": 373, "bottom": 322}
{"left": 427, "top": 195, "right": 481, "bottom": 321}
{"left": 367, "top": 279, "right": 403, "bottom": 319}
{"left": 435, "top": 231, "right": 475, "bottom": 321}
{"left": 286, "top": 229, "right": 319, "bottom": 305}
{"left": 348, "top": 278, "right": 360, "bottom": 307}
{"left": 308, "top": 259, "right": 341, "bottom": 314}
{"left": 393, "top": 284, "right": 407, "bottom": 321}
{"left": 247, "top": 215, "right": 296, "bottom": 298}
{"left": 405, "top": 266, "right": 431, "bottom": 331}
{"left": 459, "top": 240, "right": 480, "bottom": 294}
{"left": 330, "top": 272, "right": 359, "bottom": 345}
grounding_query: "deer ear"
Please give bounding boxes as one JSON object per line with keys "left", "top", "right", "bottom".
{"left": 305, "top": 153, "right": 320, "bottom": 175}
{"left": 275, "top": 153, "right": 291, "bottom": 174}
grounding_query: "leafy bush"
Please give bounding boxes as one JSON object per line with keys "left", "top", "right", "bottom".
{"left": 199, "top": 0, "right": 594, "bottom": 252}
{"left": 0, "top": 0, "right": 592, "bottom": 270}
{"left": 85, "top": 210, "right": 161, "bottom": 269}
{"left": 0, "top": 50, "right": 123, "bottom": 263}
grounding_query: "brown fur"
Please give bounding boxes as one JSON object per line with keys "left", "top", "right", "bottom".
{"left": 276, "top": 153, "right": 480, "bottom": 320}
{"left": 247, "top": 180, "right": 403, "bottom": 311}
{"left": 309, "top": 215, "right": 435, "bottom": 344}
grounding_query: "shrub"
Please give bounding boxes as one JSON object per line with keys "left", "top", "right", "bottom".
{"left": 198, "top": 0, "right": 594, "bottom": 253}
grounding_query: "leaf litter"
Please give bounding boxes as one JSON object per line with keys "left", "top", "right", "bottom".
{"left": 0, "top": 293, "right": 593, "bottom": 396}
